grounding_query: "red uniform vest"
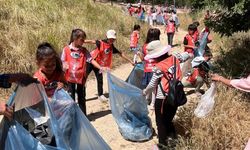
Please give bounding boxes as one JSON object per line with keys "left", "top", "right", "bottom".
{"left": 155, "top": 56, "right": 182, "bottom": 93}
{"left": 90, "top": 40, "right": 113, "bottom": 68}
{"left": 34, "top": 70, "right": 65, "bottom": 97}
{"left": 166, "top": 21, "right": 175, "bottom": 33}
{"left": 193, "top": 30, "right": 199, "bottom": 43}
{"left": 186, "top": 68, "right": 206, "bottom": 85}
{"left": 143, "top": 44, "right": 156, "bottom": 72}
{"left": 130, "top": 31, "right": 139, "bottom": 48}
{"left": 63, "top": 46, "right": 87, "bottom": 84}
{"left": 184, "top": 34, "right": 195, "bottom": 54}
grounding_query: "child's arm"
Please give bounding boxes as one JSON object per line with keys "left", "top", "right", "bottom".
{"left": 119, "top": 52, "right": 135, "bottom": 65}
{"left": 90, "top": 60, "right": 109, "bottom": 72}
{"left": 84, "top": 40, "right": 96, "bottom": 44}
{"left": 184, "top": 45, "right": 197, "bottom": 49}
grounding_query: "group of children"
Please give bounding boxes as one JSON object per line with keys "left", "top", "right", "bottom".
{"left": 33, "top": 29, "right": 134, "bottom": 115}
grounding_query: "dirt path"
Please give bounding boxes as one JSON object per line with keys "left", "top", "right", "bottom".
{"left": 86, "top": 25, "right": 189, "bottom": 150}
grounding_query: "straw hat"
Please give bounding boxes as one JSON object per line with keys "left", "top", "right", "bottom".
{"left": 144, "top": 40, "right": 171, "bottom": 60}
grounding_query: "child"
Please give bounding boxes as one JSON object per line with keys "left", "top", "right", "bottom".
{"left": 61, "top": 29, "right": 105, "bottom": 115}
{"left": 152, "top": 10, "right": 157, "bottom": 26}
{"left": 130, "top": 24, "right": 141, "bottom": 63}
{"left": 183, "top": 23, "right": 197, "bottom": 58}
{"left": 172, "top": 11, "right": 180, "bottom": 32}
{"left": 193, "top": 21, "right": 200, "bottom": 45}
{"left": 181, "top": 56, "right": 210, "bottom": 95}
{"left": 140, "top": 28, "right": 161, "bottom": 110}
{"left": 34, "top": 42, "right": 66, "bottom": 98}
{"left": 143, "top": 40, "right": 182, "bottom": 148}
{"left": 84, "top": 30, "right": 134, "bottom": 102}
{"left": 165, "top": 17, "right": 176, "bottom": 46}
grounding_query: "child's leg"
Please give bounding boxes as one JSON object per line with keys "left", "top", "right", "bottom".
{"left": 93, "top": 67, "right": 103, "bottom": 96}
{"left": 68, "top": 82, "right": 76, "bottom": 101}
{"left": 155, "top": 99, "right": 169, "bottom": 146}
{"left": 195, "top": 76, "right": 204, "bottom": 92}
{"left": 77, "top": 84, "right": 86, "bottom": 115}
{"left": 167, "top": 33, "right": 171, "bottom": 45}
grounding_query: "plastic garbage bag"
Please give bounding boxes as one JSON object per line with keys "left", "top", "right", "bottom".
{"left": 108, "top": 73, "right": 153, "bottom": 141}
{"left": 195, "top": 30, "right": 209, "bottom": 57}
{"left": 126, "top": 62, "right": 145, "bottom": 89}
{"left": 194, "top": 82, "right": 217, "bottom": 118}
{"left": 0, "top": 83, "right": 111, "bottom": 150}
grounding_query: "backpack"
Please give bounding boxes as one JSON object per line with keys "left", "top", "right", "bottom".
{"left": 159, "top": 57, "right": 187, "bottom": 107}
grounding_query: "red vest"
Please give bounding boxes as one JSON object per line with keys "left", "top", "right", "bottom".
{"left": 143, "top": 44, "right": 156, "bottom": 72}
{"left": 193, "top": 30, "right": 199, "bottom": 43}
{"left": 186, "top": 68, "right": 206, "bottom": 85}
{"left": 34, "top": 70, "right": 65, "bottom": 97}
{"left": 166, "top": 21, "right": 175, "bottom": 33}
{"left": 184, "top": 34, "right": 195, "bottom": 54}
{"left": 90, "top": 40, "right": 113, "bottom": 68}
{"left": 63, "top": 46, "right": 87, "bottom": 84}
{"left": 155, "top": 56, "right": 182, "bottom": 93}
{"left": 130, "top": 31, "right": 139, "bottom": 48}
{"left": 155, "top": 56, "right": 181, "bottom": 93}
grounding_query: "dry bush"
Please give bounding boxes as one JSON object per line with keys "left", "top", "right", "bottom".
{"left": 175, "top": 11, "right": 250, "bottom": 150}
{"left": 176, "top": 85, "right": 250, "bottom": 150}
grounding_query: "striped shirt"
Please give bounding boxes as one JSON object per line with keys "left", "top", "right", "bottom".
{"left": 144, "top": 68, "right": 166, "bottom": 99}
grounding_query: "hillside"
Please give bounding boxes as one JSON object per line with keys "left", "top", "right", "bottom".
{"left": 0, "top": 0, "right": 148, "bottom": 74}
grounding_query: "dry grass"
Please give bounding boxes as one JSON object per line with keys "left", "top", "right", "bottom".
{"left": 174, "top": 11, "right": 250, "bottom": 150}
{"left": 0, "top": 0, "right": 149, "bottom": 97}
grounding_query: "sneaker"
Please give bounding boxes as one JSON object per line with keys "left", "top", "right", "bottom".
{"left": 98, "top": 95, "right": 108, "bottom": 102}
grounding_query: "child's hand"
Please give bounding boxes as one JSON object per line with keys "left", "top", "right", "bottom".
{"left": 0, "top": 102, "right": 13, "bottom": 121}
{"left": 57, "top": 82, "right": 64, "bottom": 90}
{"left": 63, "top": 62, "right": 69, "bottom": 70}
{"left": 142, "top": 89, "right": 147, "bottom": 96}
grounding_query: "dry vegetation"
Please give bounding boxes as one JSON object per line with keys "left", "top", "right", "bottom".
{"left": 0, "top": 0, "right": 148, "bottom": 97}
{"left": 175, "top": 10, "right": 250, "bottom": 150}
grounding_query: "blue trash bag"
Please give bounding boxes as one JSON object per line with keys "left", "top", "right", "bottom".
{"left": 126, "top": 63, "right": 145, "bottom": 89}
{"left": 0, "top": 83, "right": 111, "bottom": 150}
{"left": 195, "top": 31, "right": 209, "bottom": 57}
{"left": 107, "top": 73, "right": 153, "bottom": 141}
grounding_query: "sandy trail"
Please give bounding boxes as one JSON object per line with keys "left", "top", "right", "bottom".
{"left": 86, "top": 25, "right": 189, "bottom": 150}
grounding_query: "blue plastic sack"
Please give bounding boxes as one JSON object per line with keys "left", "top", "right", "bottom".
{"left": 0, "top": 83, "right": 111, "bottom": 150}
{"left": 108, "top": 73, "right": 153, "bottom": 141}
{"left": 195, "top": 31, "right": 209, "bottom": 57}
{"left": 126, "top": 63, "right": 145, "bottom": 89}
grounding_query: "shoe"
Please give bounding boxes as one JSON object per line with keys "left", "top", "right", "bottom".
{"left": 98, "top": 95, "right": 108, "bottom": 102}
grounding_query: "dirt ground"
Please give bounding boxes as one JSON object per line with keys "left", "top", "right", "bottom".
{"left": 85, "top": 26, "right": 190, "bottom": 150}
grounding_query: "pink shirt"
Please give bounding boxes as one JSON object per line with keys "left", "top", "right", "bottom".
{"left": 230, "top": 75, "right": 250, "bottom": 92}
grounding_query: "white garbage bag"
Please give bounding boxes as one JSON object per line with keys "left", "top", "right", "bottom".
{"left": 194, "top": 82, "right": 217, "bottom": 118}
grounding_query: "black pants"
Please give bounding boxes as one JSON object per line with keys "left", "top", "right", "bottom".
{"left": 155, "top": 98, "right": 178, "bottom": 146}
{"left": 86, "top": 63, "right": 103, "bottom": 96}
{"left": 167, "top": 32, "right": 174, "bottom": 46}
{"left": 68, "top": 82, "right": 86, "bottom": 115}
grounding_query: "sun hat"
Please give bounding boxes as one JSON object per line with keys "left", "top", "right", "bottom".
{"left": 106, "top": 30, "right": 117, "bottom": 39}
{"left": 144, "top": 40, "right": 171, "bottom": 60}
{"left": 191, "top": 56, "right": 205, "bottom": 68}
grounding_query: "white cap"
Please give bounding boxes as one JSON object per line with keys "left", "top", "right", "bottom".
{"left": 106, "top": 30, "right": 116, "bottom": 39}
{"left": 191, "top": 56, "right": 205, "bottom": 68}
